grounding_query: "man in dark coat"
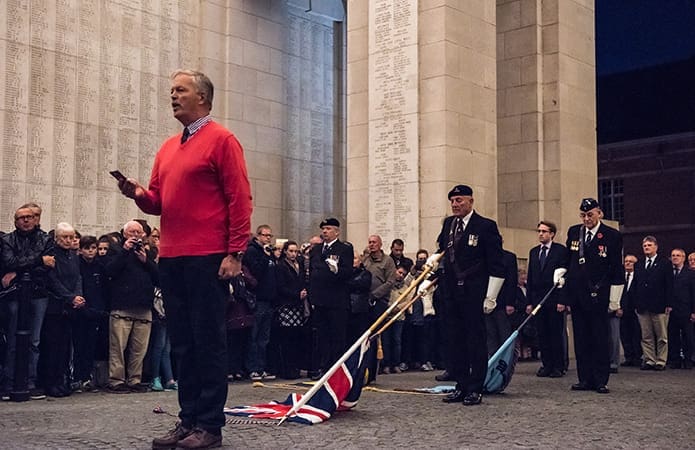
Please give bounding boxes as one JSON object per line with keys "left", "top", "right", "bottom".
{"left": 619, "top": 254, "right": 642, "bottom": 367}
{"left": 526, "top": 220, "right": 569, "bottom": 378}
{"left": 633, "top": 236, "right": 673, "bottom": 370}
{"left": 559, "top": 198, "right": 624, "bottom": 394}
{"left": 667, "top": 248, "right": 695, "bottom": 369}
{"left": 308, "top": 218, "right": 354, "bottom": 379}
{"left": 437, "top": 184, "right": 505, "bottom": 406}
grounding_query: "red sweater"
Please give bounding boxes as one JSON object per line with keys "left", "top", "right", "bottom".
{"left": 135, "top": 121, "right": 253, "bottom": 257}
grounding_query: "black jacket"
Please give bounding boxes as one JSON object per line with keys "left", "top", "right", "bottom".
{"left": 104, "top": 246, "right": 158, "bottom": 311}
{"left": 80, "top": 257, "right": 108, "bottom": 314}
{"left": 672, "top": 267, "right": 695, "bottom": 316}
{"left": 276, "top": 258, "right": 306, "bottom": 307}
{"left": 308, "top": 240, "right": 353, "bottom": 309}
{"left": 243, "top": 239, "right": 278, "bottom": 304}
{"left": 633, "top": 255, "right": 674, "bottom": 314}
{"left": 347, "top": 264, "right": 372, "bottom": 314}
{"left": 46, "top": 246, "right": 82, "bottom": 315}
{"left": 526, "top": 242, "right": 569, "bottom": 307}
{"left": 1, "top": 227, "right": 54, "bottom": 298}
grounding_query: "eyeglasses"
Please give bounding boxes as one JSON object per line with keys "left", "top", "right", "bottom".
{"left": 15, "top": 215, "right": 35, "bottom": 221}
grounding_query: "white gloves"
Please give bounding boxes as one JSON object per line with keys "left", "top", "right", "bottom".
{"left": 483, "top": 276, "right": 505, "bottom": 314}
{"left": 553, "top": 268, "right": 567, "bottom": 288}
{"left": 417, "top": 279, "right": 434, "bottom": 295}
{"left": 425, "top": 253, "right": 441, "bottom": 271}
{"left": 325, "top": 258, "right": 338, "bottom": 274}
{"left": 609, "top": 285, "right": 624, "bottom": 312}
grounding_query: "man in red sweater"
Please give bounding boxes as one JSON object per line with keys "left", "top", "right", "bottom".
{"left": 118, "top": 69, "right": 252, "bottom": 450}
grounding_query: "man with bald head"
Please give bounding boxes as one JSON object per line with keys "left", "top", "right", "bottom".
{"left": 104, "top": 220, "right": 158, "bottom": 394}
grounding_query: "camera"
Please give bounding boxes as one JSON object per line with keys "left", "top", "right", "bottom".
{"left": 132, "top": 238, "right": 144, "bottom": 252}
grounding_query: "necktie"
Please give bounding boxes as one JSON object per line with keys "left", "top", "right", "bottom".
{"left": 674, "top": 268, "right": 679, "bottom": 278}
{"left": 539, "top": 246, "right": 548, "bottom": 269}
{"left": 181, "top": 127, "right": 190, "bottom": 144}
{"left": 625, "top": 272, "right": 631, "bottom": 288}
{"left": 322, "top": 244, "right": 329, "bottom": 258}
{"left": 448, "top": 217, "right": 463, "bottom": 263}
{"left": 585, "top": 230, "right": 592, "bottom": 244}
{"left": 646, "top": 258, "right": 652, "bottom": 269}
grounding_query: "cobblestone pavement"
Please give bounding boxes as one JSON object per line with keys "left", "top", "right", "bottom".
{"left": 1, "top": 361, "right": 693, "bottom": 449}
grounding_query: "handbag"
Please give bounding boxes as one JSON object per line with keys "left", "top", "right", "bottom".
{"left": 276, "top": 304, "right": 306, "bottom": 327}
{"left": 226, "top": 298, "right": 255, "bottom": 330}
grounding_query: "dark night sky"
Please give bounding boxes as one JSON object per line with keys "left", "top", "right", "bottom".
{"left": 595, "top": 0, "right": 695, "bottom": 75}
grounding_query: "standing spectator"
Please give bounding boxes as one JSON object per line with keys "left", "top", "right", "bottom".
{"left": 361, "top": 234, "right": 397, "bottom": 382}
{"left": 437, "top": 184, "right": 505, "bottom": 406}
{"left": 382, "top": 266, "right": 410, "bottom": 374}
{"left": 97, "top": 236, "right": 111, "bottom": 257}
{"left": 688, "top": 252, "right": 695, "bottom": 271}
{"left": 390, "top": 238, "right": 413, "bottom": 270}
{"left": 1, "top": 204, "right": 55, "bottom": 401}
{"left": 559, "top": 198, "right": 623, "bottom": 394}
{"left": 633, "top": 236, "right": 673, "bottom": 371}
{"left": 415, "top": 250, "right": 438, "bottom": 372}
{"left": 619, "top": 254, "right": 642, "bottom": 367}
{"left": 119, "top": 69, "right": 252, "bottom": 449}
{"left": 243, "top": 225, "right": 278, "bottom": 381}
{"left": 150, "top": 285, "right": 177, "bottom": 391}
{"left": 275, "top": 241, "right": 308, "bottom": 379}
{"left": 667, "top": 248, "right": 695, "bottom": 369}
{"left": 42, "top": 223, "right": 86, "bottom": 397}
{"left": 346, "top": 253, "right": 373, "bottom": 346}
{"left": 104, "top": 220, "right": 158, "bottom": 393}
{"left": 526, "top": 221, "right": 569, "bottom": 378}
{"left": 72, "top": 235, "right": 108, "bottom": 391}
{"left": 308, "top": 218, "right": 353, "bottom": 380}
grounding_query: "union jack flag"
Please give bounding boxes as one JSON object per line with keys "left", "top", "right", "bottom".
{"left": 225, "top": 338, "right": 370, "bottom": 425}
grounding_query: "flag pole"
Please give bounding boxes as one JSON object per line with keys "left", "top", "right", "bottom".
{"left": 370, "top": 278, "right": 438, "bottom": 339}
{"left": 277, "top": 252, "right": 444, "bottom": 425}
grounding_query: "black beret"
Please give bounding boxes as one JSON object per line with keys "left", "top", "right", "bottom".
{"left": 320, "top": 217, "right": 340, "bottom": 228}
{"left": 579, "top": 198, "right": 600, "bottom": 212}
{"left": 448, "top": 184, "right": 473, "bottom": 199}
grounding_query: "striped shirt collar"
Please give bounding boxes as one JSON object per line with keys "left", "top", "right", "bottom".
{"left": 184, "top": 115, "right": 212, "bottom": 138}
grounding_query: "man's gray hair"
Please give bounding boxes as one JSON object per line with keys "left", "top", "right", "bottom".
{"left": 123, "top": 220, "right": 144, "bottom": 234}
{"left": 55, "top": 222, "right": 75, "bottom": 236}
{"left": 171, "top": 69, "right": 214, "bottom": 109}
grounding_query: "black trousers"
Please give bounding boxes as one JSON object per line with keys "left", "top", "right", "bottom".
{"left": 620, "top": 308, "right": 642, "bottom": 363}
{"left": 313, "top": 306, "right": 349, "bottom": 372}
{"left": 667, "top": 310, "right": 694, "bottom": 363}
{"left": 71, "top": 311, "right": 98, "bottom": 382}
{"left": 571, "top": 300, "right": 610, "bottom": 387}
{"left": 537, "top": 305, "right": 566, "bottom": 371}
{"left": 39, "top": 313, "right": 72, "bottom": 389}
{"left": 445, "top": 286, "right": 487, "bottom": 395}
{"left": 160, "top": 254, "right": 228, "bottom": 434}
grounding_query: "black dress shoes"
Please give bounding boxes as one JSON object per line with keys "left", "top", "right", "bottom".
{"left": 435, "top": 370, "right": 453, "bottom": 382}
{"left": 548, "top": 369, "right": 563, "bottom": 378}
{"left": 640, "top": 363, "right": 655, "bottom": 371}
{"left": 442, "top": 390, "right": 465, "bottom": 403}
{"left": 570, "top": 382, "right": 593, "bottom": 391}
{"left": 609, "top": 367, "right": 618, "bottom": 374}
{"left": 310, "top": 370, "right": 324, "bottom": 381}
{"left": 595, "top": 385, "right": 610, "bottom": 394}
{"left": 536, "top": 367, "right": 551, "bottom": 377}
{"left": 462, "top": 392, "right": 482, "bottom": 406}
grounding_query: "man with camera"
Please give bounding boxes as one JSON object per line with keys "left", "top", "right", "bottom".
{"left": 104, "top": 220, "right": 159, "bottom": 393}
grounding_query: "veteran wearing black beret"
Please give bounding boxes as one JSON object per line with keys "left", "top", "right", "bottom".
{"left": 308, "top": 217, "right": 354, "bottom": 380}
{"left": 555, "top": 198, "right": 624, "bottom": 394}
{"left": 436, "top": 184, "right": 505, "bottom": 406}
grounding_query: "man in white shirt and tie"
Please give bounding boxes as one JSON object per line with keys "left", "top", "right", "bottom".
{"left": 619, "top": 254, "right": 642, "bottom": 367}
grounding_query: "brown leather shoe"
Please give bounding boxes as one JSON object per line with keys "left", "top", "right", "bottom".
{"left": 152, "top": 422, "right": 192, "bottom": 449}
{"left": 175, "top": 428, "right": 222, "bottom": 449}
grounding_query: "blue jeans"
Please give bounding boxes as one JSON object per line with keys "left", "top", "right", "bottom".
{"left": 382, "top": 320, "right": 404, "bottom": 368}
{"left": 150, "top": 319, "right": 174, "bottom": 382}
{"left": 3, "top": 297, "right": 48, "bottom": 390}
{"left": 246, "top": 301, "right": 273, "bottom": 373}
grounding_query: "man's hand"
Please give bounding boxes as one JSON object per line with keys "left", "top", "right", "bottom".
{"left": 665, "top": 306, "right": 672, "bottom": 314}
{"left": 325, "top": 258, "right": 338, "bottom": 274}
{"left": 43, "top": 255, "right": 55, "bottom": 268}
{"left": 553, "top": 268, "right": 567, "bottom": 288}
{"left": 483, "top": 297, "right": 497, "bottom": 314}
{"left": 690, "top": 312, "right": 695, "bottom": 323}
{"left": 505, "top": 305, "right": 515, "bottom": 315}
{"left": 218, "top": 255, "right": 242, "bottom": 280}
{"left": 557, "top": 304, "right": 566, "bottom": 313}
{"left": 615, "top": 308, "right": 623, "bottom": 318}
{"left": 300, "top": 289, "right": 308, "bottom": 300}
{"left": 425, "top": 253, "right": 441, "bottom": 271}
{"left": 525, "top": 304, "right": 532, "bottom": 314}
{"left": 134, "top": 247, "right": 147, "bottom": 263}
{"left": 2, "top": 272, "right": 16, "bottom": 289}
{"left": 72, "top": 296, "right": 86, "bottom": 309}
{"left": 118, "top": 178, "right": 146, "bottom": 199}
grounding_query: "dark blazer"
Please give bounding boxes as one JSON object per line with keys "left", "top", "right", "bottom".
{"left": 620, "top": 270, "right": 638, "bottom": 311}
{"left": 436, "top": 211, "right": 505, "bottom": 296}
{"left": 672, "top": 267, "right": 695, "bottom": 316}
{"left": 526, "top": 242, "right": 569, "bottom": 307}
{"left": 633, "top": 255, "right": 674, "bottom": 314}
{"left": 565, "top": 222, "right": 624, "bottom": 307}
{"left": 308, "top": 239, "right": 353, "bottom": 310}
{"left": 499, "top": 250, "right": 519, "bottom": 307}
{"left": 276, "top": 258, "right": 306, "bottom": 307}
